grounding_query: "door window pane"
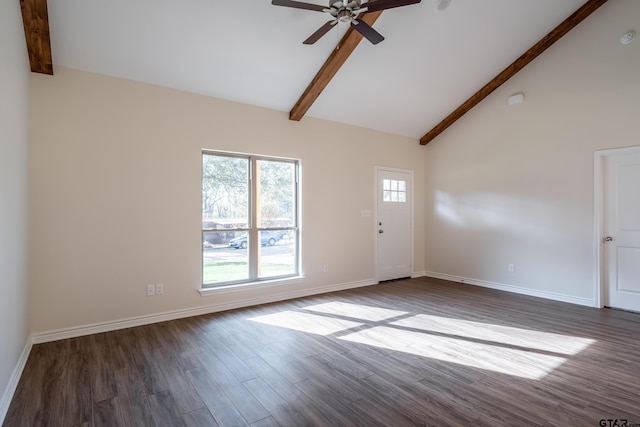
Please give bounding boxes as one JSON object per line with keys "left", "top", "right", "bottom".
{"left": 382, "top": 179, "right": 407, "bottom": 204}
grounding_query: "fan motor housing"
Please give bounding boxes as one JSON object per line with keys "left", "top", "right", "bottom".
{"left": 330, "top": 0, "right": 363, "bottom": 21}
{"left": 338, "top": 9, "right": 353, "bottom": 21}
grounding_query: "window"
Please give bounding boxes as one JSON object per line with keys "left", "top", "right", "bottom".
{"left": 202, "top": 152, "right": 299, "bottom": 287}
{"left": 383, "top": 179, "right": 406, "bottom": 203}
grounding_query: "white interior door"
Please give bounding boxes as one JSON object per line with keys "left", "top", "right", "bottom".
{"left": 376, "top": 168, "right": 412, "bottom": 281}
{"left": 604, "top": 151, "right": 640, "bottom": 311}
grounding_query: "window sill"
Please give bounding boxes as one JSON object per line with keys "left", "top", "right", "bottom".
{"left": 199, "top": 276, "right": 305, "bottom": 297}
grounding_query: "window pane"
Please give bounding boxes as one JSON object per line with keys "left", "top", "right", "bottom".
{"left": 391, "top": 191, "right": 398, "bottom": 202}
{"left": 383, "top": 179, "right": 390, "bottom": 190}
{"left": 202, "top": 155, "right": 249, "bottom": 229}
{"left": 203, "top": 231, "right": 248, "bottom": 284}
{"left": 258, "top": 229, "right": 296, "bottom": 278}
{"left": 399, "top": 192, "right": 406, "bottom": 203}
{"left": 257, "top": 160, "right": 295, "bottom": 228}
{"left": 391, "top": 180, "right": 398, "bottom": 191}
{"left": 398, "top": 180, "right": 406, "bottom": 191}
{"left": 383, "top": 191, "right": 391, "bottom": 202}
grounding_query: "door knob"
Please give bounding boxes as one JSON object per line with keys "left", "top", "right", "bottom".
{"left": 379, "top": 230, "right": 384, "bottom": 234}
{"left": 604, "top": 236, "right": 613, "bottom": 242}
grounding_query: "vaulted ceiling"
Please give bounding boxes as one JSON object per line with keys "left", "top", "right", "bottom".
{"left": 20, "top": 0, "right": 608, "bottom": 144}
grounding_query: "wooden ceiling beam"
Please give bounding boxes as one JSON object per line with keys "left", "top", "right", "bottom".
{"left": 289, "top": 11, "right": 383, "bottom": 121}
{"left": 20, "top": 0, "right": 53, "bottom": 75}
{"left": 419, "top": 0, "right": 608, "bottom": 145}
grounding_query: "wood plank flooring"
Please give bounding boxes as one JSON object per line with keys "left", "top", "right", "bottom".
{"left": 5, "top": 277, "right": 640, "bottom": 426}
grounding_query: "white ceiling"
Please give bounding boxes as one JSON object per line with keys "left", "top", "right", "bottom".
{"left": 48, "top": 0, "right": 589, "bottom": 139}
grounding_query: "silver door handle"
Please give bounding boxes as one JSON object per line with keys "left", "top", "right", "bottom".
{"left": 604, "top": 236, "right": 613, "bottom": 242}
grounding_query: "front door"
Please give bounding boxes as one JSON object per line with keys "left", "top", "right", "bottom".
{"left": 604, "top": 150, "right": 640, "bottom": 311}
{"left": 376, "top": 168, "right": 412, "bottom": 281}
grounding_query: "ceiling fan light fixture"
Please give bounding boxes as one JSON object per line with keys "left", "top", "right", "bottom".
{"left": 435, "top": 0, "right": 450, "bottom": 12}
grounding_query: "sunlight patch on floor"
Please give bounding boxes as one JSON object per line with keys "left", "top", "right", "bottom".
{"left": 340, "top": 326, "right": 566, "bottom": 380}
{"left": 249, "top": 302, "right": 596, "bottom": 379}
{"left": 391, "top": 314, "right": 595, "bottom": 355}
{"left": 249, "top": 310, "right": 363, "bottom": 336}
{"left": 303, "top": 301, "right": 407, "bottom": 322}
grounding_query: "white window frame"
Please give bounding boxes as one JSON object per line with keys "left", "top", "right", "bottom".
{"left": 201, "top": 151, "right": 301, "bottom": 289}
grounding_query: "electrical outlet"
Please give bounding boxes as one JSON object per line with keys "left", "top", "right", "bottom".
{"left": 155, "top": 283, "right": 164, "bottom": 295}
{"left": 146, "top": 284, "right": 155, "bottom": 296}
{"left": 508, "top": 264, "right": 515, "bottom": 272}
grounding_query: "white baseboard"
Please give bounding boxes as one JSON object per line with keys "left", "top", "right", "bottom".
{"left": 423, "top": 271, "right": 596, "bottom": 307}
{"left": 31, "top": 278, "right": 378, "bottom": 344}
{"left": 0, "top": 338, "right": 32, "bottom": 424}
{"left": 411, "top": 271, "right": 426, "bottom": 278}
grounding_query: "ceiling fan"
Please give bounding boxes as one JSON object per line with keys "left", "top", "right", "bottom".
{"left": 272, "top": 0, "right": 422, "bottom": 45}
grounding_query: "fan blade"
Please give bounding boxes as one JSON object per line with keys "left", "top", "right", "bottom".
{"left": 363, "top": 0, "right": 421, "bottom": 13}
{"left": 303, "top": 20, "right": 338, "bottom": 44}
{"left": 351, "top": 18, "right": 384, "bottom": 44}
{"left": 272, "top": 0, "right": 326, "bottom": 12}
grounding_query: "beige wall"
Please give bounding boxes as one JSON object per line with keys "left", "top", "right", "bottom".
{"left": 0, "top": 0, "right": 30, "bottom": 417}
{"left": 423, "top": 0, "right": 640, "bottom": 303}
{"left": 26, "top": 0, "right": 640, "bottom": 336}
{"left": 29, "top": 67, "right": 426, "bottom": 334}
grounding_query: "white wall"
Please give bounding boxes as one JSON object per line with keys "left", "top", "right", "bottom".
{"left": 0, "top": 0, "right": 31, "bottom": 420}
{"left": 28, "top": 67, "right": 426, "bottom": 334}
{"left": 423, "top": 0, "right": 640, "bottom": 304}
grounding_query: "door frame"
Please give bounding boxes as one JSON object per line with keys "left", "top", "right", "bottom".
{"left": 593, "top": 145, "right": 640, "bottom": 308}
{"left": 374, "top": 166, "right": 414, "bottom": 282}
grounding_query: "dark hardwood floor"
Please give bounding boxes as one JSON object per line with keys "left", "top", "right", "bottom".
{"left": 5, "top": 277, "right": 640, "bottom": 426}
